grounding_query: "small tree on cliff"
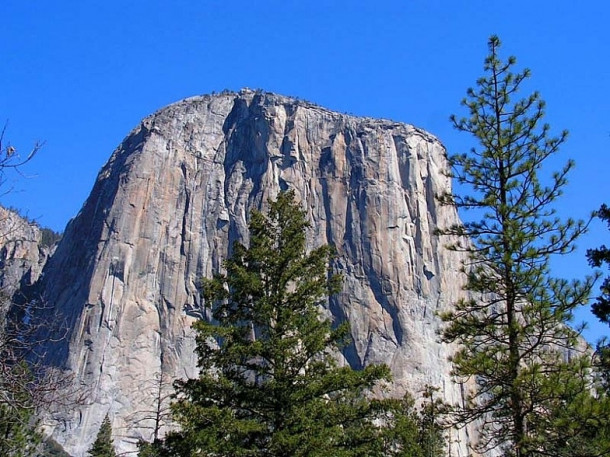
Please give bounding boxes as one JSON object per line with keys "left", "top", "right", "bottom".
{"left": 438, "top": 35, "right": 598, "bottom": 456}
{"left": 88, "top": 415, "right": 116, "bottom": 457}
{"left": 154, "top": 191, "right": 443, "bottom": 457}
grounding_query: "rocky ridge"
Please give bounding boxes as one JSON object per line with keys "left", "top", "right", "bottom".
{"left": 31, "top": 89, "right": 469, "bottom": 455}
{"left": 0, "top": 206, "right": 54, "bottom": 297}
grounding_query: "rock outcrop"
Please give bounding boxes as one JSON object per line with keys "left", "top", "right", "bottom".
{"left": 0, "top": 206, "right": 53, "bottom": 297}
{"left": 35, "top": 90, "right": 468, "bottom": 456}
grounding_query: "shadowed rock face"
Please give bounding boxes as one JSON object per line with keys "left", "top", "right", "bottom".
{"left": 36, "top": 90, "right": 468, "bottom": 456}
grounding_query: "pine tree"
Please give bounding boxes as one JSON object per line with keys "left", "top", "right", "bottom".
{"left": 155, "top": 191, "right": 440, "bottom": 457}
{"left": 88, "top": 415, "right": 116, "bottom": 457}
{"left": 587, "top": 204, "right": 610, "bottom": 325}
{"left": 587, "top": 204, "right": 610, "bottom": 386}
{"left": 0, "top": 403, "right": 39, "bottom": 457}
{"left": 438, "top": 35, "right": 598, "bottom": 456}
{"left": 376, "top": 387, "right": 446, "bottom": 457}
{"left": 0, "top": 350, "right": 42, "bottom": 457}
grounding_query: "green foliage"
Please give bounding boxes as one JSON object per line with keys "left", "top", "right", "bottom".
{"left": 0, "top": 403, "right": 39, "bottom": 457}
{"left": 88, "top": 415, "right": 116, "bottom": 457}
{"left": 150, "top": 191, "right": 444, "bottom": 457}
{"left": 587, "top": 204, "right": 610, "bottom": 381}
{"left": 138, "top": 439, "right": 162, "bottom": 457}
{"left": 377, "top": 387, "right": 446, "bottom": 457}
{"left": 540, "top": 362, "right": 610, "bottom": 457}
{"left": 39, "top": 227, "right": 61, "bottom": 249}
{"left": 438, "top": 35, "right": 601, "bottom": 456}
{"left": 0, "top": 357, "right": 42, "bottom": 457}
{"left": 0, "top": 295, "right": 71, "bottom": 457}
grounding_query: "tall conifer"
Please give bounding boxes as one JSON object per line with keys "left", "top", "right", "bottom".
{"left": 157, "top": 191, "right": 419, "bottom": 457}
{"left": 438, "top": 36, "right": 597, "bottom": 456}
{"left": 145, "top": 191, "right": 446, "bottom": 457}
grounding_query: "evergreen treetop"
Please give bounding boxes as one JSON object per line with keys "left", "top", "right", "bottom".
{"left": 88, "top": 414, "right": 116, "bottom": 457}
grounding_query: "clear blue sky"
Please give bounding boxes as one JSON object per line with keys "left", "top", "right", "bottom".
{"left": 1, "top": 1, "right": 608, "bottom": 341}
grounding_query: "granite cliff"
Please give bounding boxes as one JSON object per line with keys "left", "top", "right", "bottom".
{"left": 0, "top": 206, "right": 54, "bottom": 297}
{"left": 32, "top": 90, "right": 469, "bottom": 455}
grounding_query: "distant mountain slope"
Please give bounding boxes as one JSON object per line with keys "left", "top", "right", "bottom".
{"left": 0, "top": 206, "right": 56, "bottom": 297}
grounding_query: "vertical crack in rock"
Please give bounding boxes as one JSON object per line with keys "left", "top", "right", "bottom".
{"left": 179, "top": 162, "right": 191, "bottom": 259}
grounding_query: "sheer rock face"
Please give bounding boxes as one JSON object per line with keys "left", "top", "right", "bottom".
{"left": 0, "top": 207, "right": 52, "bottom": 296}
{"left": 37, "top": 90, "right": 468, "bottom": 456}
